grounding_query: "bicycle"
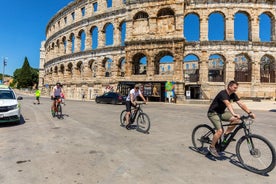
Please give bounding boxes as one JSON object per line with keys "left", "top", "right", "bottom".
{"left": 120, "top": 102, "right": 150, "bottom": 133}
{"left": 192, "top": 115, "right": 276, "bottom": 175}
{"left": 51, "top": 97, "right": 63, "bottom": 119}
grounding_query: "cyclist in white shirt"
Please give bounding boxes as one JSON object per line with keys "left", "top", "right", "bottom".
{"left": 124, "top": 84, "right": 147, "bottom": 130}
{"left": 51, "top": 82, "right": 63, "bottom": 114}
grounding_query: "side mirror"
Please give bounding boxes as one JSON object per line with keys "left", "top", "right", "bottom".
{"left": 17, "top": 96, "right": 23, "bottom": 100}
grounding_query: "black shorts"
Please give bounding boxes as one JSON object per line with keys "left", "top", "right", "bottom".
{"left": 125, "top": 101, "right": 136, "bottom": 112}
{"left": 53, "top": 96, "right": 61, "bottom": 100}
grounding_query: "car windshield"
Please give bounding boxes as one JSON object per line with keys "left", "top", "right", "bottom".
{"left": 0, "top": 91, "right": 16, "bottom": 99}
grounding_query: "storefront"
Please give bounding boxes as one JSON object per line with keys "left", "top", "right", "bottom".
{"left": 117, "top": 81, "right": 167, "bottom": 102}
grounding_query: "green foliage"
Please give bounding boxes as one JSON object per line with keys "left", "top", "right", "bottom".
{"left": 12, "top": 57, "right": 39, "bottom": 89}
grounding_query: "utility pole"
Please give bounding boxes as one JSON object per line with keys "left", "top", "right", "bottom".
{"left": 2, "top": 57, "right": 7, "bottom": 84}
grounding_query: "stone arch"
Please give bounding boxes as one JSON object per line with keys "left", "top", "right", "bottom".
{"left": 157, "top": 7, "right": 175, "bottom": 17}
{"left": 133, "top": 11, "right": 149, "bottom": 20}
{"left": 208, "top": 11, "right": 225, "bottom": 41}
{"left": 78, "top": 29, "right": 86, "bottom": 51}
{"left": 184, "top": 13, "right": 200, "bottom": 41}
{"left": 66, "top": 62, "right": 73, "bottom": 78}
{"left": 59, "top": 64, "right": 65, "bottom": 74}
{"left": 103, "top": 23, "right": 114, "bottom": 46}
{"left": 90, "top": 26, "right": 98, "bottom": 49}
{"left": 119, "top": 21, "right": 126, "bottom": 46}
{"left": 133, "top": 11, "right": 149, "bottom": 35}
{"left": 54, "top": 65, "right": 58, "bottom": 73}
{"left": 259, "top": 12, "right": 274, "bottom": 42}
{"left": 260, "top": 55, "right": 275, "bottom": 83}
{"left": 234, "top": 53, "right": 252, "bottom": 82}
{"left": 208, "top": 54, "right": 225, "bottom": 82}
{"left": 132, "top": 53, "right": 147, "bottom": 75}
{"left": 157, "top": 7, "right": 176, "bottom": 34}
{"left": 183, "top": 54, "right": 200, "bottom": 82}
{"left": 234, "top": 11, "right": 252, "bottom": 41}
{"left": 102, "top": 57, "right": 113, "bottom": 77}
{"left": 119, "top": 57, "right": 125, "bottom": 77}
{"left": 62, "top": 36, "right": 67, "bottom": 54}
{"left": 154, "top": 51, "right": 174, "bottom": 75}
{"left": 69, "top": 33, "right": 75, "bottom": 53}
{"left": 88, "top": 59, "right": 97, "bottom": 78}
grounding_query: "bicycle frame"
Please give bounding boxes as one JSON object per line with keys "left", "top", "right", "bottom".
{"left": 218, "top": 116, "right": 252, "bottom": 152}
{"left": 129, "top": 104, "right": 143, "bottom": 123}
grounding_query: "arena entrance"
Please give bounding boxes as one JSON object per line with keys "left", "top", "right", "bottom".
{"left": 185, "top": 85, "right": 201, "bottom": 99}
{"left": 117, "top": 81, "right": 166, "bottom": 102}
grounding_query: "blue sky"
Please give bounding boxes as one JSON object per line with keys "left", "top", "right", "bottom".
{"left": 0, "top": 0, "right": 72, "bottom": 76}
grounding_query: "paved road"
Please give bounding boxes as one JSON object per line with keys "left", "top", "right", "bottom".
{"left": 0, "top": 95, "right": 276, "bottom": 184}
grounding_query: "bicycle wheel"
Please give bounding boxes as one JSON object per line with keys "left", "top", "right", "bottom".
{"left": 236, "top": 134, "right": 276, "bottom": 174}
{"left": 57, "top": 104, "right": 62, "bottom": 119}
{"left": 136, "top": 113, "right": 150, "bottom": 133}
{"left": 192, "top": 124, "right": 215, "bottom": 152}
{"left": 120, "top": 110, "right": 127, "bottom": 126}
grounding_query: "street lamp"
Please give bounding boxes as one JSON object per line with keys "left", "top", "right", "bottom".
{"left": 2, "top": 57, "right": 7, "bottom": 84}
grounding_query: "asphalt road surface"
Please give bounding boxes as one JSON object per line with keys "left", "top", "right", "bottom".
{"left": 0, "top": 95, "right": 276, "bottom": 184}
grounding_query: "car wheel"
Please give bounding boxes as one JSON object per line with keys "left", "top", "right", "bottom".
{"left": 96, "top": 99, "right": 100, "bottom": 103}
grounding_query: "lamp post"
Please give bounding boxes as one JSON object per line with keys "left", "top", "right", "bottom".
{"left": 2, "top": 57, "right": 7, "bottom": 84}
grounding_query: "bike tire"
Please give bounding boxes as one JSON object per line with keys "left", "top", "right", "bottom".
{"left": 120, "top": 110, "right": 127, "bottom": 126}
{"left": 57, "top": 104, "right": 62, "bottom": 119}
{"left": 236, "top": 134, "right": 276, "bottom": 174}
{"left": 192, "top": 124, "right": 215, "bottom": 152}
{"left": 136, "top": 113, "right": 150, "bottom": 133}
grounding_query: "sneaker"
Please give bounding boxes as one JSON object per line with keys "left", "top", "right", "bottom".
{"left": 208, "top": 146, "right": 220, "bottom": 157}
{"left": 126, "top": 124, "right": 131, "bottom": 130}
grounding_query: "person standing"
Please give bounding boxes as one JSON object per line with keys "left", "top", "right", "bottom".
{"left": 34, "top": 88, "right": 41, "bottom": 104}
{"left": 207, "top": 80, "right": 256, "bottom": 157}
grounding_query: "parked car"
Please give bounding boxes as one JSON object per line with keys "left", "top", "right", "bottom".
{"left": 0, "top": 85, "right": 23, "bottom": 124}
{"left": 95, "top": 92, "right": 126, "bottom": 105}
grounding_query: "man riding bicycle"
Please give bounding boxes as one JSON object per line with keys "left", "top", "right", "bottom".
{"left": 207, "top": 80, "right": 256, "bottom": 157}
{"left": 124, "top": 84, "right": 147, "bottom": 130}
{"left": 51, "top": 82, "right": 63, "bottom": 114}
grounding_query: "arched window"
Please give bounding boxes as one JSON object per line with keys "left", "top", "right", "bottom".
{"left": 120, "top": 21, "right": 126, "bottom": 46}
{"left": 259, "top": 13, "right": 272, "bottom": 42}
{"left": 104, "top": 23, "right": 114, "bottom": 46}
{"left": 159, "top": 55, "right": 174, "bottom": 75}
{"left": 234, "top": 12, "right": 250, "bottom": 41}
{"left": 70, "top": 34, "right": 75, "bottom": 53}
{"left": 234, "top": 54, "right": 251, "bottom": 82}
{"left": 260, "top": 56, "right": 275, "bottom": 83}
{"left": 157, "top": 8, "right": 174, "bottom": 17}
{"left": 62, "top": 37, "right": 67, "bottom": 54}
{"left": 80, "top": 30, "right": 86, "bottom": 51}
{"left": 184, "top": 13, "right": 200, "bottom": 41}
{"left": 91, "top": 27, "right": 98, "bottom": 49}
{"left": 119, "top": 58, "right": 125, "bottom": 77}
{"left": 208, "top": 55, "right": 224, "bottom": 82}
{"left": 132, "top": 53, "right": 147, "bottom": 75}
{"left": 208, "top": 12, "right": 225, "bottom": 41}
{"left": 183, "top": 54, "right": 199, "bottom": 82}
{"left": 133, "top": 11, "right": 149, "bottom": 20}
{"left": 105, "top": 58, "right": 112, "bottom": 77}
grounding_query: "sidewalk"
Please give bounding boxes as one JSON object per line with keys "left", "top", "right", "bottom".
{"left": 233, "top": 100, "right": 276, "bottom": 111}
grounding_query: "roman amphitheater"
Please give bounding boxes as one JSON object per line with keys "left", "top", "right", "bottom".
{"left": 39, "top": 0, "right": 276, "bottom": 102}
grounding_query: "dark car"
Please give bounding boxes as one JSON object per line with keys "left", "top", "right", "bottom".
{"left": 95, "top": 92, "right": 126, "bottom": 105}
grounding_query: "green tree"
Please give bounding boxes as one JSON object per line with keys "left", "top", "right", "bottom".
{"left": 17, "top": 57, "right": 33, "bottom": 88}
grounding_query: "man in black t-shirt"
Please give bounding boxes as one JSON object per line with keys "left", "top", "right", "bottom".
{"left": 207, "top": 81, "right": 256, "bottom": 157}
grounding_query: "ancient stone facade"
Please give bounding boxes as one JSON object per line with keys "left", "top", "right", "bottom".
{"left": 39, "top": 0, "right": 276, "bottom": 102}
